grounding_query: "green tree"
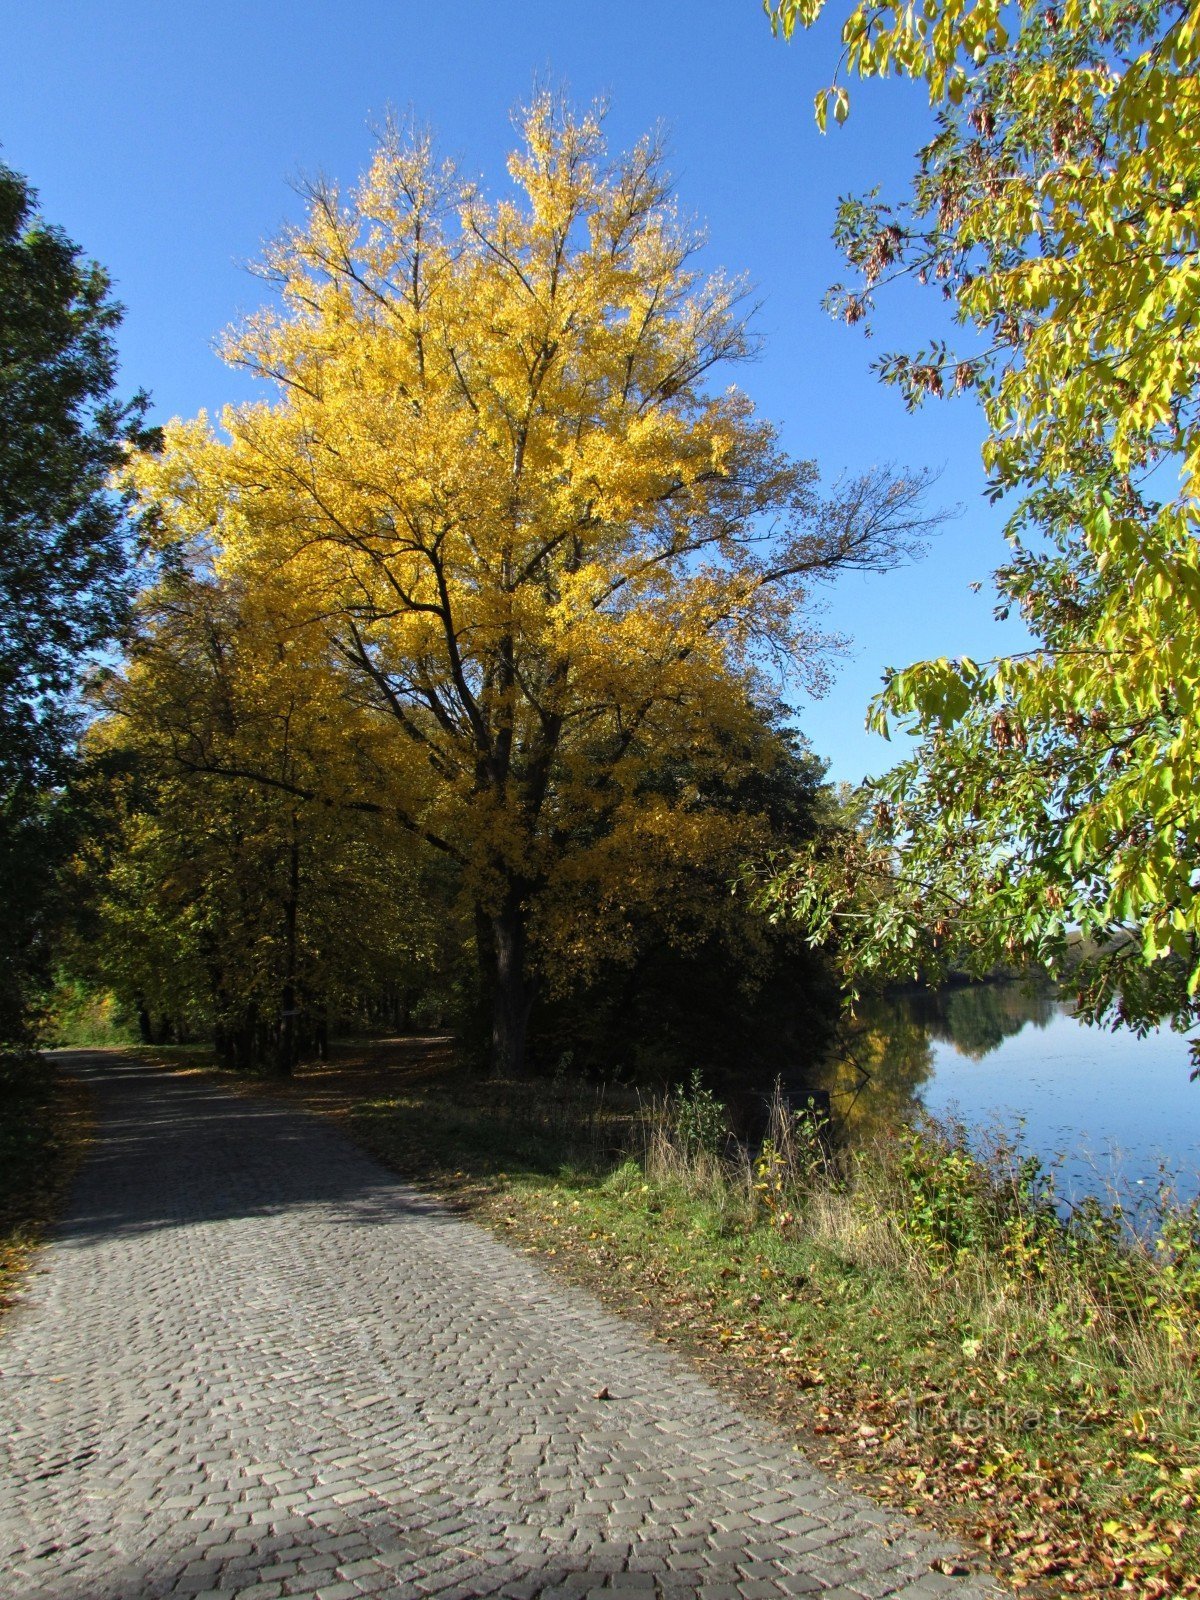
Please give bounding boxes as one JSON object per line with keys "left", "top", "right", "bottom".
{"left": 0, "top": 160, "right": 152, "bottom": 1039}
{"left": 762, "top": 1, "right": 1200, "bottom": 1060}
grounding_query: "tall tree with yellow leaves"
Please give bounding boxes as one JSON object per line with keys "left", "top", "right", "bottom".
{"left": 127, "top": 99, "right": 937, "bottom": 1073}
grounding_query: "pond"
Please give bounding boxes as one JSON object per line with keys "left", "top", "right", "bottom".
{"left": 816, "top": 983, "right": 1200, "bottom": 1212}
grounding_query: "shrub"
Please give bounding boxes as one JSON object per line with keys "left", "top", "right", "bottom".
{"left": 671, "top": 1069, "right": 729, "bottom": 1159}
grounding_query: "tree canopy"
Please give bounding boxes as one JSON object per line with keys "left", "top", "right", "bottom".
{"left": 122, "top": 99, "right": 938, "bottom": 1073}
{"left": 80, "top": 557, "right": 447, "bottom": 1070}
{"left": 762, "top": 1, "right": 1200, "bottom": 1057}
{"left": 0, "top": 159, "right": 151, "bottom": 1040}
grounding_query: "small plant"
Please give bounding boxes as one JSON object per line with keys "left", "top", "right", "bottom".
{"left": 1151, "top": 1200, "right": 1200, "bottom": 1339}
{"left": 997, "top": 1155, "right": 1059, "bottom": 1279}
{"left": 601, "top": 1157, "right": 642, "bottom": 1196}
{"left": 754, "top": 1138, "right": 793, "bottom": 1228}
{"left": 753, "top": 1082, "right": 835, "bottom": 1228}
{"left": 672, "top": 1068, "right": 728, "bottom": 1159}
{"left": 896, "top": 1122, "right": 992, "bottom": 1266}
{"left": 1061, "top": 1195, "right": 1144, "bottom": 1315}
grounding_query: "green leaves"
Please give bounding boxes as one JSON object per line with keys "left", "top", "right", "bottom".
{"left": 814, "top": 85, "right": 851, "bottom": 130}
{"left": 759, "top": 0, "right": 1200, "bottom": 1056}
{"left": 0, "top": 160, "right": 151, "bottom": 1043}
{"left": 883, "top": 657, "right": 983, "bottom": 727}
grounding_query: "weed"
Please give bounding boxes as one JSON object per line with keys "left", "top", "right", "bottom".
{"left": 671, "top": 1068, "right": 729, "bottom": 1158}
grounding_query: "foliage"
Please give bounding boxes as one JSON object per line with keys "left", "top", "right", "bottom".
{"left": 894, "top": 1119, "right": 1059, "bottom": 1270}
{"left": 46, "top": 973, "right": 138, "bottom": 1047}
{"left": 1154, "top": 1205, "right": 1200, "bottom": 1337}
{"left": 670, "top": 1068, "right": 730, "bottom": 1158}
{"left": 124, "top": 97, "right": 941, "bottom": 1073}
{"left": 0, "top": 789, "right": 79, "bottom": 1045}
{"left": 753, "top": 1088, "right": 833, "bottom": 1226}
{"left": 528, "top": 722, "right": 842, "bottom": 1086}
{"left": 0, "top": 159, "right": 151, "bottom": 788}
{"left": 762, "top": 0, "right": 1200, "bottom": 1059}
{"left": 0, "top": 161, "right": 151, "bottom": 1041}
{"left": 83, "top": 562, "right": 451, "bottom": 1071}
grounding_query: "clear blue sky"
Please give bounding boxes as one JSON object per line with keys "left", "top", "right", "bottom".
{"left": 2, "top": 0, "right": 1028, "bottom": 785}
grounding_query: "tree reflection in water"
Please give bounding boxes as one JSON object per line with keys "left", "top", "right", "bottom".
{"left": 819, "top": 982, "right": 1057, "bottom": 1137}
{"left": 818, "top": 1000, "right": 934, "bottom": 1136}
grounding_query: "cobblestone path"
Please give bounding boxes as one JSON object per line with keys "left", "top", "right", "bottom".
{"left": 1, "top": 1052, "right": 997, "bottom": 1600}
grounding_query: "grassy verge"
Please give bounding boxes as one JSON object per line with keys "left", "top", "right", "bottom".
{"left": 155, "top": 1039, "right": 1200, "bottom": 1598}
{"left": 0, "top": 1052, "right": 91, "bottom": 1318}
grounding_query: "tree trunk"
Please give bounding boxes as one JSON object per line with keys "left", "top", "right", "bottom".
{"left": 487, "top": 889, "right": 534, "bottom": 1076}
{"left": 275, "top": 822, "right": 301, "bottom": 1077}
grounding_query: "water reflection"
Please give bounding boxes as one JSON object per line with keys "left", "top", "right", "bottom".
{"left": 924, "top": 982, "right": 1056, "bottom": 1059}
{"left": 820, "top": 998, "right": 934, "bottom": 1135}
{"left": 818, "top": 981, "right": 1200, "bottom": 1205}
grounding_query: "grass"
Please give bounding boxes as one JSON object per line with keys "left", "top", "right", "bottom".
{"left": 148, "top": 1037, "right": 1200, "bottom": 1597}
{"left": 0, "top": 1052, "right": 91, "bottom": 1317}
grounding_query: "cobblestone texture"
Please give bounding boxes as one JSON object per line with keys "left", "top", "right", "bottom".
{"left": 0, "top": 1052, "right": 998, "bottom": 1600}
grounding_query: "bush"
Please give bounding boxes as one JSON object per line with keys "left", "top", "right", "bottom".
{"left": 671, "top": 1069, "right": 729, "bottom": 1158}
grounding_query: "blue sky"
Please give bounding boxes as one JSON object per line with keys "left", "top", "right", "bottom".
{"left": 2, "top": 0, "right": 1028, "bottom": 785}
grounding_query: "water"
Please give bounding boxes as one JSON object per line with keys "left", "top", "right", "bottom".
{"left": 819, "top": 983, "right": 1200, "bottom": 1210}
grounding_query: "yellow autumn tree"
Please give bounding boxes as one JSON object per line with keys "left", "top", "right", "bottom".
{"left": 84, "top": 557, "right": 446, "bottom": 1071}
{"left": 127, "top": 99, "right": 938, "bottom": 1072}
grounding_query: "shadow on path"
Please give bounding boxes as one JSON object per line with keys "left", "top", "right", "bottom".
{"left": 48, "top": 1050, "right": 449, "bottom": 1245}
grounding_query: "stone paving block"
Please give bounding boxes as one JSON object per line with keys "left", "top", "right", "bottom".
{"left": 337, "top": 1559, "right": 385, "bottom": 1581}
{"left": 312, "top": 1583, "right": 362, "bottom": 1600}
{"left": 891, "top": 1577, "right": 971, "bottom": 1600}
{"left": 0, "top": 1052, "right": 999, "bottom": 1600}
{"left": 772, "top": 1577, "right": 824, "bottom": 1597}
{"left": 541, "top": 1581, "right": 593, "bottom": 1600}
{"left": 657, "top": 1580, "right": 708, "bottom": 1600}
{"left": 665, "top": 1552, "right": 709, "bottom": 1571}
